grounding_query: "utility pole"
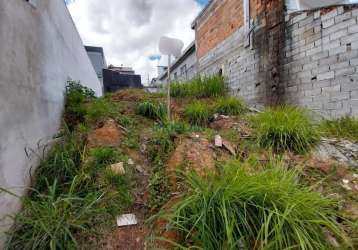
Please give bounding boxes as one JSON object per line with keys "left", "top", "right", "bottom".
{"left": 167, "top": 55, "right": 171, "bottom": 120}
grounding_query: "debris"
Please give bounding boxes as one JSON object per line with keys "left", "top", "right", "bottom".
{"left": 248, "top": 107, "right": 262, "bottom": 113}
{"left": 324, "top": 230, "right": 340, "bottom": 248}
{"left": 116, "top": 214, "right": 138, "bottom": 227}
{"left": 128, "top": 158, "right": 135, "bottom": 165}
{"left": 215, "top": 135, "right": 223, "bottom": 147}
{"left": 342, "top": 179, "right": 350, "bottom": 184}
{"left": 223, "top": 140, "right": 236, "bottom": 156}
{"left": 341, "top": 184, "right": 352, "bottom": 191}
{"left": 110, "top": 162, "right": 125, "bottom": 175}
{"left": 135, "top": 165, "right": 146, "bottom": 174}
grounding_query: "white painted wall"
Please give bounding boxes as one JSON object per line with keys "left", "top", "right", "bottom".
{"left": 0, "top": 0, "right": 102, "bottom": 245}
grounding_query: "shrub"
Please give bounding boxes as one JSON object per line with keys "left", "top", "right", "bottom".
{"left": 214, "top": 97, "right": 247, "bottom": 115}
{"left": 170, "top": 75, "right": 227, "bottom": 98}
{"left": 136, "top": 101, "right": 167, "bottom": 121}
{"left": 64, "top": 80, "right": 95, "bottom": 130}
{"left": 160, "top": 161, "right": 345, "bottom": 250}
{"left": 90, "top": 147, "right": 119, "bottom": 167}
{"left": 251, "top": 106, "right": 320, "bottom": 154}
{"left": 184, "top": 102, "right": 211, "bottom": 126}
{"left": 320, "top": 116, "right": 358, "bottom": 142}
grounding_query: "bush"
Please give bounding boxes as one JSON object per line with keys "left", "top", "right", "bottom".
{"left": 251, "top": 106, "right": 320, "bottom": 154}
{"left": 184, "top": 102, "right": 211, "bottom": 126}
{"left": 214, "top": 97, "right": 247, "bottom": 115}
{"left": 161, "top": 161, "right": 345, "bottom": 250}
{"left": 170, "top": 75, "right": 227, "bottom": 98}
{"left": 64, "top": 81, "right": 95, "bottom": 130}
{"left": 136, "top": 101, "right": 167, "bottom": 121}
{"left": 320, "top": 116, "right": 358, "bottom": 142}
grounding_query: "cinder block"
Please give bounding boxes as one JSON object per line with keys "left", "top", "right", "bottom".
{"left": 350, "top": 58, "right": 358, "bottom": 66}
{"left": 330, "top": 29, "right": 348, "bottom": 41}
{"left": 292, "top": 13, "right": 308, "bottom": 23}
{"left": 312, "top": 51, "right": 329, "bottom": 60}
{"left": 317, "top": 71, "right": 335, "bottom": 81}
{"left": 322, "top": 19, "right": 334, "bottom": 29}
{"left": 314, "top": 10, "right": 321, "bottom": 19}
{"left": 348, "top": 24, "right": 358, "bottom": 34}
{"left": 321, "top": 9, "right": 338, "bottom": 21}
{"left": 335, "top": 67, "right": 355, "bottom": 76}
{"left": 323, "top": 40, "right": 341, "bottom": 51}
{"left": 329, "top": 46, "right": 347, "bottom": 56}
{"left": 306, "top": 47, "right": 322, "bottom": 56}
{"left": 334, "top": 12, "right": 352, "bottom": 24}
{"left": 330, "top": 61, "right": 349, "bottom": 70}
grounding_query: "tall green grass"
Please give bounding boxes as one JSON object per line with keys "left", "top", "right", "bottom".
{"left": 251, "top": 106, "right": 320, "bottom": 154}
{"left": 184, "top": 102, "right": 212, "bottom": 126}
{"left": 214, "top": 97, "right": 247, "bottom": 115}
{"left": 320, "top": 116, "right": 358, "bottom": 142}
{"left": 160, "top": 161, "right": 346, "bottom": 250}
{"left": 171, "top": 75, "right": 227, "bottom": 98}
{"left": 135, "top": 101, "right": 167, "bottom": 121}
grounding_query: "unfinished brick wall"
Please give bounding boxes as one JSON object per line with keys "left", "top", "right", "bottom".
{"left": 196, "top": 0, "right": 244, "bottom": 58}
{"left": 282, "top": 5, "right": 358, "bottom": 118}
{"left": 195, "top": 1, "right": 358, "bottom": 117}
{"left": 197, "top": 0, "right": 285, "bottom": 106}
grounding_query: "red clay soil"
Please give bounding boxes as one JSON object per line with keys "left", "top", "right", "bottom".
{"left": 87, "top": 119, "right": 122, "bottom": 147}
{"left": 112, "top": 90, "right": 144, "bottom": 102}
{"left": 166, "top": 134, "right": 216, "bottom": 191}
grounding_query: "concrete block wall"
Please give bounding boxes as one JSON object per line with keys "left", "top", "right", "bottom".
{"left": 282, "top": 5, "right": 358, "bottom": 118}
{"left": 0, "top": 0, "right": 102, "bottom": 245}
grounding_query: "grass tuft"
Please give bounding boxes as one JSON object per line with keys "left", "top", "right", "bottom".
{"left": 171, "top": 75, "right": 227, "bottom": 98}
{"left": 160, "top": 161, "right": 346, "bottom": 250}
{"left": 214, "top": 97, "right": 247, "bottom": 115}
{"left": 135, "top": 101, "right": 167, "bottom": 121}
{"left": 250, "top": 106, "right": 320, "bottom": 154}
{"left": 184, "top": 102, "right": 211, "bottom": 126}
{"left": 320, "top": 116, "right": 358, "bottom": 142}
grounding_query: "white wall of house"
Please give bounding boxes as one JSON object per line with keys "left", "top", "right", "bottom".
{"left": 0, "top": 0, "right": 102, "bottom": 245}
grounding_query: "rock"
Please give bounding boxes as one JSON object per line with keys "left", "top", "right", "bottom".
{"left": 110, "top": 162, "right": 125, "bottom": 175}
{"left": 116, "top": 214, "right": 138, "bottom": 227}
{"left": 315, "top": 142, "right": 349, "bottom": 162}
{"left": 215, "top": 135, "right": 223, "bottom": 147}
{"left": 128, "top": 158, "right": 135, "bottom": 165}
{"left": 87, "top": 119, "right": 121, "bottom": 147}
{"left": 135, "top": 165, "right": 146, "bottom": 174}
{"left": 223, "top": 140, "right": 236, "bottom": 156}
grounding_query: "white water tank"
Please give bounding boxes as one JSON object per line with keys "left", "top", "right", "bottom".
{"left": 287, "top": 0, "right": 351, "bottom": 11}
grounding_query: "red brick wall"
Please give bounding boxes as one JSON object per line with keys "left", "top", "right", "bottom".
{"left": 196, "top": 0, "right": 281, "bottom": 59}
{"left": 196, "top": 0, "right": 244, "bottom": 58}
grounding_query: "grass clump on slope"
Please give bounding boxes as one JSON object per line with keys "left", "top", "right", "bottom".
{"left": 251, "top": 106, "right": 320, "bottom": 154}
{"left": 160, "top": 161, "right": 347, "bottom": 250}
{"left": 320, "top": 115, "right": 358, "bottom": 142}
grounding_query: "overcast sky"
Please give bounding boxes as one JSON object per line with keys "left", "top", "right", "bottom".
{"left": 67, "top": 0, "right": 208, "bottom": 84}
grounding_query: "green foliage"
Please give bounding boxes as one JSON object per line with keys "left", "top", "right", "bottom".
{"left": 320, "top": 116, "right": 358, "bottom": 142}
{"left": 90, "top": 147, "right": 119, "bottom": 167}
{"left": 136, "top": 101, "right": 167, "bottom": 121}
{"left": 156, "top": 121, "right": 202, "bottom": 137}
{"left": 64, "top": 80, "right": 95, "bottom": 130}
{"left": 85, "top": 99, "right": 115, "bottom": 123}
{"left": 251, "top": 106, "right": 320, "bottom": 154}
{"left": 184, "top": 101, "right": 211, "bottom": 126}
{"left": 5, "top": 132, "right": 132, "bottom": 249}
{"left": 161, "top": 161, "right": 345, "bottom": 250}
{"left": 214, "top": 97, "right": 247, "bottom": 115}
{"left": 147, "top": 130, "right": 175, "bottom": 210}
{"left": 170, "top": 75, "right": 227, "bottom": 98}
{"left": 4, "top": 178, "right": 104, "bottom": 250}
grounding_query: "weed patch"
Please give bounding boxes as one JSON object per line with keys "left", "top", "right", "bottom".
{"left": 136, "top": 101, "right": 167, "bottom": 121}
{"left": 184, "top": 102, "right": 212, "bottom": 126}
{"left": 251, "top": 106, "right": 320, "bottom": 154}
{"left": 171, "top": 75, "right": 227, "bottom": 98}
{"left": 320, "top": 116, "right": 358, "bottom": 142}
{"left": 214, "top": 97, "right": 247, "bottom": 115}
{"left": 85, "top": 98, "right": 115, "bottom": 124}
{"left": 160, "top": 161, "right": 346, "bottom": 250}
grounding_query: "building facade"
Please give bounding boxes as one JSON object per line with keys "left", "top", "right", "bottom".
{"left": 158, "top": 42, "right": 197, "bottom": 83}
{"left": 85, "top": 46, "right": 107, "bottom": 86}
{"left": 192, "top": 0, "right": 358, "bottom": 118}
{"left": 0, "top": 0, "right": 102, "bottom": 245}
{"left": 103, "top": 66, "right": 142, "bottom": 92}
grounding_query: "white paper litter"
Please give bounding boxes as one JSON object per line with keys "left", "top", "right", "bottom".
{"left": 116, "top": 214, "right": 138, "bottom": 227}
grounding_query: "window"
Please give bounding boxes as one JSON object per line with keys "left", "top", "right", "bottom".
{"left": 174, "top": 72, "right": 178, "bottom": 80}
